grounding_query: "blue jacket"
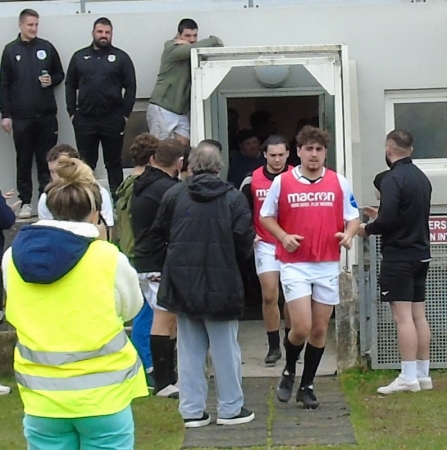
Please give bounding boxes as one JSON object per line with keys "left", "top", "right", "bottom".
{"left": 0, "top": 192, "right": 15, "bottom": 252}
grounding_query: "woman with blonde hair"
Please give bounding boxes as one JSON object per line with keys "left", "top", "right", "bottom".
{"left": 2, "top": 156, "right": 147, "bottom": 450}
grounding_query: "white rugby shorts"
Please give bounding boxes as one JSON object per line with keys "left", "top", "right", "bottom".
{"left": 146, "top": 103, "right": 190, "bottom": 140}
{"left": 138, "top": 272, "right": 166, "bottom": 311}
{"left": 255, "top": 241, "right": 280, "bottom": 275}
{"left": 280, "top": 262, "right": 340, "bottom": 305}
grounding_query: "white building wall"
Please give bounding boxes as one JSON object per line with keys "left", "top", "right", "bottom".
{"left": 0, "top": 3, "right": 446, "bottom": 206}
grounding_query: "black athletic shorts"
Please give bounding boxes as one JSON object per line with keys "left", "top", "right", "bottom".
{"left": 379, "top": 260, "right": 429, "bottom": 302}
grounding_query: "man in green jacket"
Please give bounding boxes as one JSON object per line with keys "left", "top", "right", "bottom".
{"left": 147, "top": 18, "right": 222, "bottom": 146}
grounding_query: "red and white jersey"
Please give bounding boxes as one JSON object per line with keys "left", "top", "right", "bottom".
{"left": 260, "top": 166, "right": 359, "bottom": 264}
{"left": 251, "top": 165, "right": 293, "bottom": 244}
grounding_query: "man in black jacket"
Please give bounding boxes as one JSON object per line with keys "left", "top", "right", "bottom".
{"left": 131, "top": 138, "right": 184, "bottom": 398}
{"left": 66, "top": 17, "right": 136, "bottom": 201}
{"left": 0, "top": 9, "right": 64, "bottom": 219}
{"left": 359, "top": 129, "right": 432, "bottom": 395}
{"left": 149, "top": 141, "right": 255, "bottom": 428}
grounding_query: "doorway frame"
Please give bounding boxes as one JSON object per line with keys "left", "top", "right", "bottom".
{"left": 190, "top": 44, "right": 359, "bottom": 270}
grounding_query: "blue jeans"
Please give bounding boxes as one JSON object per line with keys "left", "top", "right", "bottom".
{"left": 131, "top": 299, "right": 153, "bottom": 370}
{"left": 24, "top": 405, "right": 134, "bottom": 450}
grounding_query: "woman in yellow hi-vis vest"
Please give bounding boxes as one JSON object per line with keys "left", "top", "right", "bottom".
{"left": 2, "top": 156, "right": 148, "bottom": 450}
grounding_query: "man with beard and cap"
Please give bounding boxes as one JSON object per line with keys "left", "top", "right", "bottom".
{"left": 1, "top": 9, "right": 64, "bottom": 219}
{"left": 65, "top": 17, "right": 136, "bottom": 201}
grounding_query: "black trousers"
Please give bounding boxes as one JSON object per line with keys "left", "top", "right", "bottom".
{"left": 13, "top": 115, "right": 57, "bottom": 204}
{"left": 73, "top": 114, "right": 125, "bottom": 200}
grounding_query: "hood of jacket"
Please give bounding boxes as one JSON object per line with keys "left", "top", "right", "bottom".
{"left": 11, "top": 222, "right": 95, "bottom": 284}
{"left": 133, "top": 166, "right": 174, "bottom": 197}
{"left": 187, "top": 173, "right": 233, "bottom": 202}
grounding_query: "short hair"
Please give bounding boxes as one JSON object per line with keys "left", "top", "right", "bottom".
{"left": 47, "top": 144, "right": 79, "bottom": 162}
{"left": 189, "top": 143, "right": 224, "bottom": 175}
{"left": 181, "top": 146, "right": 191, "bottom": 173}
{"left": 154, "top": 139, "right": 185, "bottom": 167}
{"left": 297, "top": 126, "right": 330, "bottom": 148}
{"left": 130, "top": 133, "right": 159, "bottom": 167}
{"left": 19, "top": 9, "right": 39, "bottom": 22}
{"left": 178, "top": 18, "right": 198, "bottom": 34}
{"left": 386, "top": 129, "right": 413, "bottom": 150}
{"left": 262, "top": 135, "right": 289, "bottom": 153}
{"left": 200, "top": 139, "right": 222, "bottom": 153}
{"left": 46, "top": 156, "right": 101, "bottom": 221}
{"left": 93, "top": 17, "right": 112, "bottom": 29}
{"left": 250, "top": 110, "right": 272, "bottom": 130}
{"left": 237, "top": 129, "right": 258, "bottom": 144}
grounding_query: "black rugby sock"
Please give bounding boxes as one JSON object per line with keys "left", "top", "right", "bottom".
{"left": 300, "top": 343, "right": 325, "bottom": 388}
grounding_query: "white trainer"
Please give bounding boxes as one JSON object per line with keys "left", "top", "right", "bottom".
{"left": 418, "top": 377, "right": 433, "bottom": 391}
{"left": 377, "top": 375, "right": 421, "bottom": 395}
{"left": 0, "top": 384, "right": 11, "bottom": 395}
{"left": 18, "top": 204, "right": 32, "bottom": 219}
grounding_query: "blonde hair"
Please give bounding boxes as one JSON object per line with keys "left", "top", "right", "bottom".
{"left": 45, "top": 155, "right": 102, "bottom": 222}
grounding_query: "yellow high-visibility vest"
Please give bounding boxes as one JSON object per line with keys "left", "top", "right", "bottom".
{"left": 6, "top": 239, "right": 148, "bottom": 418}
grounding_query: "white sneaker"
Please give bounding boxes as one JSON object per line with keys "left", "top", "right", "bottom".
{"left": 18, "top": 204, "right": 32, "bottom": 219}
{"left": 418, "top": 377, "right": 433, "bottom": 391}
{"left": 154, "top": 384, "right": 179, "bottom": 398}
{"left": 0, "top": 384, "right": 11, "bottom": 395}
{"left": 377, "top": 375, "right": 421, "bottom": 395}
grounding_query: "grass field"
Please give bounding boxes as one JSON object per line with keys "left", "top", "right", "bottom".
{"left": 1, "top": 368, "right": 446, "bottom": 450}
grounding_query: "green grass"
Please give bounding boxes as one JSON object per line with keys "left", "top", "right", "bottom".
{"left": 1, "top": 369, "right": 447, "bottom": 449}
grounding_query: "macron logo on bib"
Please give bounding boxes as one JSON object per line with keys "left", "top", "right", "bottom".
{"left": 287, "top": 191, "right": 335, "bottom": 208}
{"left": 255, "top": 189, "right": 269, "bottom": 200}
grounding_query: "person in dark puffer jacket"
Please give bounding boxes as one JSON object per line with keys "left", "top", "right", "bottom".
{"left": 149, "top": 141, "right": 256, "bottom": 429}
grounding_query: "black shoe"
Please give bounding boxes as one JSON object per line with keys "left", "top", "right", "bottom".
{"left": 296, "top": 385, "right": 319, "bottom": 409}
{"left": 276, "top": 369, "right": 295, "bottom": 403}
{"left": 264, "top": 347, "right": 282, "bottom": 366}
{"left": 184, "top": 412, "right": 211, "bottom": 428}
{"left": 216, "top": 407, "right": 255, "bottom": 425}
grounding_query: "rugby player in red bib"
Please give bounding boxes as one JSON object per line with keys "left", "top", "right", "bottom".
{"left": 260, "top": 126, "right": 359, "bottom": 408}
{"left": 240, "top": 135, "right": 293, "bottom": 366}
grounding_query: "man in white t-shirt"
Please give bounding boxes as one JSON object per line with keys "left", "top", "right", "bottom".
{"left": 260, "top": 126, "right": 359, "bottom": 409}
{"left": 38, "top": 145, "right": 114, "bottom": 235}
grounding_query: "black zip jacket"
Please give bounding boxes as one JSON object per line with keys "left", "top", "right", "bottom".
{"left": 365, "top": 157, "right": 432, "bottom": 260}
{"left": 150, "top": 174, "right": 255, "bottom": 320}
{"left": 131, "top": 166, "right": 178, "bottom": 273}
{"left": 0, "top": 36, "right": 64, "bottom": 119}
{"left": 65, "top": 44, "right": 136, "bottom": 118}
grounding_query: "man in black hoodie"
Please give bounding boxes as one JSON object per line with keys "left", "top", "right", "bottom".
{"left": 0, "top": 9, "right": 64, "bottom": 219}
{"left": 149, "top": 142, "right": 255, "bottom": 428}
{"left": 131, "top": 138, "right": 184, "bottom": 398}
{"left": 358, "top": 129, "right": 432, "bottom": 395}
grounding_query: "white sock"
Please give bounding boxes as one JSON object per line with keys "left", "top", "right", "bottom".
{"left": 401, "top": 361, "right": 417, "bottom": 382}
{"left": 146, "top": 367, "right": 154, "bottom": 374}
{"left": 416, "top": 360, "right": 430, "bottom": 379}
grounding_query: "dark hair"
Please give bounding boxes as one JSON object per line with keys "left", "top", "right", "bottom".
{"left": 181, "top": 146, "right": 191, "bottom": 173}
{"left": 373, "top": 170, "right": 389, "bottom": 193}
{"left": 19, "top": 9, "right": 39, "bottom": 22}
{"left": 262, "top": 135, "right": 289, "bottom": 153}
{"left": 130, "top": 133, "right": 159, "bottom": 167}
{"left": 154, "top": 139, "right": 185, "bottom": 167}
{"left": 250, "top": 110, "right": 272, "bottom": 130}
{"left": 178, "top": 18, "right": 198, "bottom": 34}
{"left": 297, "top": 126, "right": 330, "bottom": 148}
{"left": 47, "top": 144, "right": 79, "bottom": 162}
{"left": 200, "top": 139, "right": 222, "bottom": 153}
{"left": 93, "top": 17, "right": 112, "bottom": 29}
{"left": 386, "top": 129, "right": 413, "bottom": 149}
{"left": 237, "top": 129, "right": 258, "bottom": 144}
{"left": 46, "top": 156, "right": 101, "bottom": 221}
